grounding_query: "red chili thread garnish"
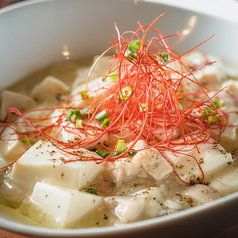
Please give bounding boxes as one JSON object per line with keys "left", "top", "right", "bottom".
{"left": 0, "top": 14, "right": 229, "bottom": 184}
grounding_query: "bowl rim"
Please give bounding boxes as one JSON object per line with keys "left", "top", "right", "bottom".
{"left": 0, "top": 0, "right": 238, "bottom": 237}
{"left": 1, "top": 192, "right": 238, "bottom": 237}
{"left": 1, "top": 0, "right": 238, "bottom": 23}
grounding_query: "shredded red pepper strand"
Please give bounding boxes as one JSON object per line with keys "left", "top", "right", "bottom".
{"left": 0, "top": 14, "right": 229, "bottom": 184}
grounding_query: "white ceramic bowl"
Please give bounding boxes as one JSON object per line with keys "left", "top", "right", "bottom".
{"left": 0, "top": 0, "right": 238, "bottom": 237}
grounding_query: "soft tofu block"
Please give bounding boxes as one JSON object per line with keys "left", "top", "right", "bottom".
{"left": 208, "top": 167, "right": 238, "bottom": 196}
{"left": 72, "top": 66, "right": 98, "bottom": 89}
{"left": 132, "top": 187, "right": 165, "bottom": 218}
{"left": 221, "top": 80, "right": 238, "bottom": 97}
{"left": 0, "top": 90, "right": 35, "bottom": 121}
{"left": 0, "top": 120, "right": 28, "bottom": 164}
{"left": 127, "top": 140, "right": 149, "bottom": 150}
{"left": 11, "top": 140, "right": 105, "bottom": 189}
{"left": 0, "top": 139, "right": 26, "bottom": 164}
{"left": 29, "top": 182, "right": 103, "bottom": 228}
{"left": 109, "top": 147, "right": 173, "bottom": 183}
{"left": 180, "top": 184, "right": 220, "bottom": 205}
{"left": 164, "top": 139, "right": 232, "bottom": 183}
{"left": 31, "top": 76, "right": 70, "bottom": 101}
{"left": 183, "top": 60, "right": 226, "bottom": 93}
{"left": 72, "top": 76, "right": 102, "bottom": 95}
{"left": 215, "top": 106, "right": 238, "bottom": 152}
{"left": 92, "top": 55, "right": 115, "bottom": 78}
{"left": 141, "top": 152, "right": 173, "bottom": 181}
{"left": 71, "top": 77, "right": 108, "bottom": 111}
{"left": 105, "top": 196, "right": 145, "bottom": 223}
{"left": 183, "top": 51, "right": 207, "bottom": 69}
{"left": 0, "top": 157, "right": 7, "bottom": 168}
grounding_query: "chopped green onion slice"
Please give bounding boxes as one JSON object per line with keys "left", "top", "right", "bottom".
{"left": 202, "top": 111, "right": 208, "bottom": 120}
{"left": 80, "top": 90, "right": 89, "bottom": 100}
{"left": 104, "top": 71, "right": 118, "bottom": 82}
{"left": 95, "top": 110, "right": 108, "bottom": 122}
{"left": 156, "top": 104, "right": 162, "bottom": 109}
{"left": 125, "top": 40, "right": 141, "bottom": 60}
{"left": 22, "top": 138, "right": 35, "bottom": 145}
{"left": 120, "top": 86, "right": 133, "bottom": 101}
{"left": 83, "top": 188, "right": 98, "bottom": 195}
{"left": 180, "top": 87, "right": 186, "bottom": 93}
{"left": 66, "top": 108, "right": 83, "bottom": 122}
{"left": 66, "top": 110, "right": 73, "bottom": 120}
{"left": 205, "top": 107, "right": 213, "bottom": 114}
{"left": 82, "top": 107, "right": 92, "bottom": 116}
{"left": 202, "top": 108, "right": 212, "bottom": 120}
{"left": 178, "top": 87, "right": 186, "bottom": 101}
{"left": 213, "top": 101, "right": 221, "bottom": 109}
{"left": 215, "top": 114, "right": 222, "bottom": 121}
{"left": 102, "top": 118, "right": 109, "bottom": 128}
{"left": 112, "top": 151, "right": 121, "bottom": 157}
{"left": 76, "top": 119, "right": 83, "bottom": 128}
{"left": 68, "top": 109, "right": 83, "bottom": 121}
{"left": 116, "top": 140, "right": 127, "bottom": 152}
{"left": 96, "top": 149, "right": 110, "bottom": 158}
{"left": 139, "top": 103, "right": 147, "bottom": 112}
{"left": 128, "top": 40, "right": 142, "bottom": 51}
{"left": 202, "top": 106, "right": 222, "bottom": 124}
{"left": 74, "top": 109, "right": 83, "bottom": 120}
{"left": 112, "top": 149, "right": 137, "bottom": 157}
{"left": 208, "top": 115, "right": 222, "bottom": 124}
{"left": 158, "top": 53, "right": 170, "bottom": 63}
{"left": 127, "top": 149, "right": 137, "bottom": 156}
{"left": 70, "top": 113, "right": 76, "bottom": 122}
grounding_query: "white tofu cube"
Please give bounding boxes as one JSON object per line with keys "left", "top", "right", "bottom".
{"left": 29, "top": 182, "right": 103, "bottom": 228}
{"left": 31, "top": 76, "right": 70, "bottom": 102}
{"left": 183, "top": 51, "right": 207, "bottom": 69}
{"left": 132, "top": 187, "right": 165, "bottom": 218}
{"left": 72, "top": 76, "right": 102, "bottom": 95}
{"left": 72, "top": 66, "right": 98, "bottom": 89}
{"left": 216, "top": 106, "right": 238, "bottom": 152}
{"left": 11, "top": 140, "right": 105, "bottom": 189}
{"left": 0, "top": 90, "right": 35, "bottom": 121}
{"left": 183, "top": 59, "right": 226, "bottom": 93}
{"left": 132, "top": 187, "right": 164, "bottom": 202}
{"left": 163, "top": 139, "right": 232, "bottom": 183}
{"left": 92, "top": 55, "right": 115, "bottom": 78}
{"left": 0, "top": 119, "right": 28, "bottom": 164}
{"left": 109, "top": 157, "right": 140, "bottom": 183}
{"left": 127, "top": 139, "right": 149, "bottom": 150}
{"left": 0, "top": 157, "right": 7, "bottom": 169}
{"left": 180, "top": 184, "right": 220, "bottom": 205}
{"left": 105, "top": 196, "right": 145, "bottom": 223}
{"left": 0, "top": 139, "right": 26, "bottom": 164}
{"left": 221, "top": 79, "right": 238, "bottom": 97}
{"left": 163, "top": 200, "right": 182, "bottom": 210}
{"left": 109, "top": 147, "right": 173, "bottom": 183}
{"left": 208, "top": 167, "right": 238, "bottom": 196}
{"left": 141, "top": 152, "right": 173, "bottom": 181}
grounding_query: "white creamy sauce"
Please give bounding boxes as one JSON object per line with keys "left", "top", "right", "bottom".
{"left": 0, "top": 52, "right": 238, "bottom": 229}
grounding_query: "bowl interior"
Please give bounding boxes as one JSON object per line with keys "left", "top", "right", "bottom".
{"left": 0, "top": 0, "right": 238, "bottom": 89}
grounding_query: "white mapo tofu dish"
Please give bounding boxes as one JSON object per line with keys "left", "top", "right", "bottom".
{"left": 1, "top": 16, "right": 238, "bottom": 228}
